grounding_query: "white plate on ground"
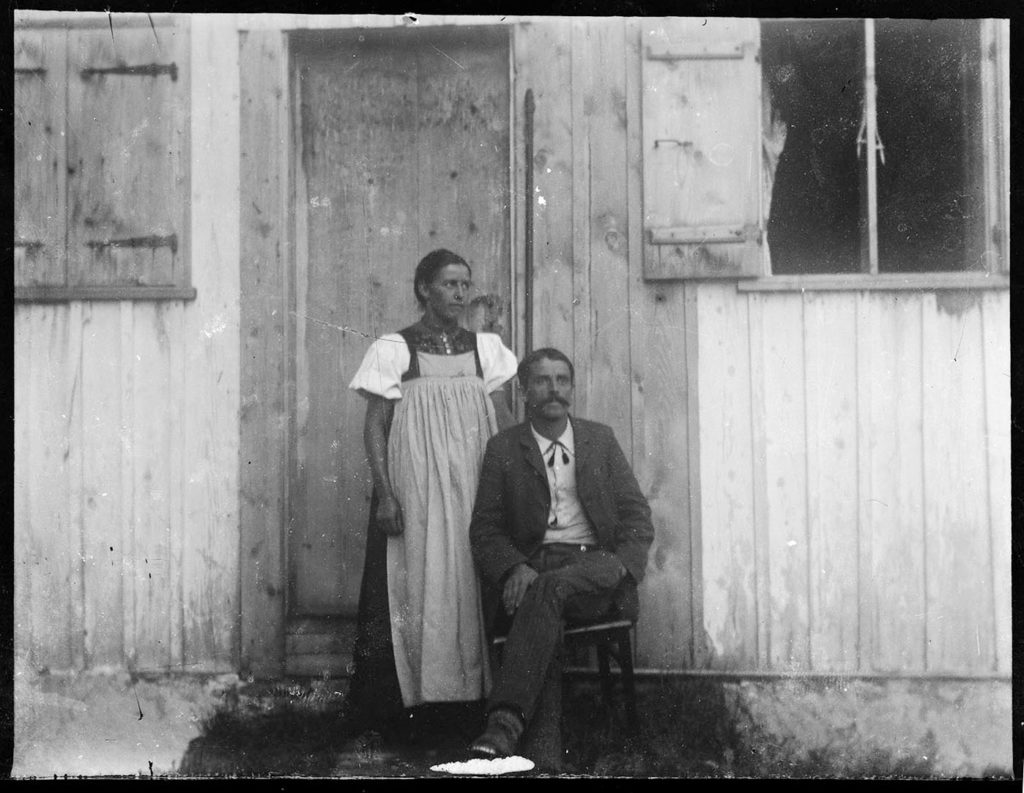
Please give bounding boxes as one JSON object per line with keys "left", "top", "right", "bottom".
{"left": 430, "top": 756, "right": 535, "bottom": 775}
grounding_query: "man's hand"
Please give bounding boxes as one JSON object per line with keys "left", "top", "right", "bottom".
{"left": 502, "top": 563, "right": 538, "bottom": 615}
{"left": 376, "top": 493, "right": 404, "bottom": 536}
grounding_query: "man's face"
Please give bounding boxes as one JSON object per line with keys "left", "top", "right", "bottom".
{"left": 523, "top": 357, "right": 574, "bottom": 423}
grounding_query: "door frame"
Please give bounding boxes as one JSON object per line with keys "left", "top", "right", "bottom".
{"left": 239, "top": 21, "right": 522, "bottom": 678}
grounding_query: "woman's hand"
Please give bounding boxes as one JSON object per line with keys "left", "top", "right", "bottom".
{"left": 376, "top": 493, "right": 405, "bottom": 536}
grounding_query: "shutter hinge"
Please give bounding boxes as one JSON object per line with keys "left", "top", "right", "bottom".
{"left": 648, "top": 224, "right": 761, "bottom": 246}
{"left": 645, "top": 41, "right": 757, "bottom": 61}
{"left": 86, "top": 234, "right": 178, "bottom": 254}
{"left": 81, "top": 63, "right": 178, "bottom": 81}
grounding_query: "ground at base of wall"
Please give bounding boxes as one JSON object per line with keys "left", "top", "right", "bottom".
{"left": 12, "top": 659, "right": 1013, "bottom": 779}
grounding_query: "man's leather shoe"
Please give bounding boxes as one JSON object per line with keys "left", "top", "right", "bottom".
{"left": 468, "top": 707, "right": 525, "bottom": 758}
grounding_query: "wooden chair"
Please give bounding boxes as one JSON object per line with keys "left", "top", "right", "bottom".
{"left": 492, "top": 617, "right": 639, "bottom": 733}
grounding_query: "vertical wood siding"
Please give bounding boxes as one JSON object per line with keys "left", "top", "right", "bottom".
{"left": 14, "top": 16, "right": 240, "bottom": 674}
{"left": 696, "top": 286, "right": 1011, "bottom": 675}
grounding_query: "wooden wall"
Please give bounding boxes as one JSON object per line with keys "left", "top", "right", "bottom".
{"left": 14, "top": 13, "right": 1011, "bottom": 679}
{"left": 14, "top": 15, "right": 241, "bottom": 673}
{"left": 695, "top": 285, "right": 1011, "bottom": 675}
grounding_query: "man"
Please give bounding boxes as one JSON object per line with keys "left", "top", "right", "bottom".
{"left": 467, "top": 347, "right": 654, "bottom": 761}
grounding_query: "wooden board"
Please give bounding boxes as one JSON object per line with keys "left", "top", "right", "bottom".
{"left": 24, "top": 305, "right": 75, "bottom": 669}
{"left": 181, "top": 14, "right": 242, "bottom": 672}
{"left": 14, "top": 308, "right": 33, "bottom": 662}
{"left": 514, "top": 20, "right": 574, "bottom": 356}
{"left": 634, "top": 281, "right": 694, "bottom": 668}
{"left": 980, "top": 290, "right": 1011, "bottom": 674}
{"left": 803, "top": 292, "right": 859, "bottom": 671}
{"left": 573, "top": 18, "right": 633, "bottom": 445}
{"left": 64, "top": 24, "right": 187, "bottom": 288}
{"left": 856, "top": 292, "right": 927, "bottom": 672}
{"left": 130, "top": 302, "right": 174, "bottom": 671}
{"left": 79, "top": 302, "right": 126, "bottom": 666}
{"left": 696, "top": 283, "right": 757, "bottom": 668}
{"left": 757, "top": 293, "right": 809, "bottom": 670}
{"left": 239, "top": 28, "right": 289, "bottom": 677}
{"left": 14, "top": 28, "right": 67, "bottom": 287}
{"left": 921, "top": 293, "right": 994, "bottom": 672}
{"left": 290, "top": 28, "right": 511, "bottom": 617}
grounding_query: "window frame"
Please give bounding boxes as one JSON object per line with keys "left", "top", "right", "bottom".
{"left": 13, "top": 12, "right": 195, "bottom": 303}
{"left": 745, "top": 16, "right": 1009, "bottom": 291}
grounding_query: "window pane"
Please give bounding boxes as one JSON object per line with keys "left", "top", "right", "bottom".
{"left": 875, "top": 20, "right": 984, "bottom": 273}
{"left": 762, "top": 20, "right": 863, "bottom": 274}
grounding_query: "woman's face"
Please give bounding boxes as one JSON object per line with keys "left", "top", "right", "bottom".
{"left": 419, "top": 263, "right": 472, "bottom": 325}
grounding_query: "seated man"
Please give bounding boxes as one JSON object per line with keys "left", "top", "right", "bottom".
{"left": 467, "top": 347, "right": 654, "bottom": 760}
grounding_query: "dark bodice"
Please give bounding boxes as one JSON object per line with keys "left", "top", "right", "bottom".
{"left": 398, "top": 324, "right": 483, "bottom": 381}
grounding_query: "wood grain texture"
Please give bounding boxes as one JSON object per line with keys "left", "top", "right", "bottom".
{"left": 759, "top": 293, "right": 810, "bottom": 671}
{"left": 640, "top": 18, "right": 762, "bottom": 278}
{"left": 696, "top": 283, "right": 757, "bottom": 669}
{"left": 921, "top": 293, "right": 993, "bottom": 672}
{"left": 239, "top": 29, "right": 288, "bottom": 677}
{"left": 634, "top": 281, "right": 694, "bottom": 668}
{"left": 575, "top": 18, "right": 633, "bottom": 447}
{"left": 14, "top": 309, "right": 33, "bottom": 663}
{"left": 515, "top": 20, "right": 574, "bottom": 357}
{"left": 64, "top": 24, "right": 187, "bottom": 288}
{"left": 856, "top": 293, "right": 926, "bottom": 672}
{"left": 24, "top": 305, "right": 75, "bottom": 669}
{"left": 130, "top": 302, "right": 173, "bottom": 671}
{"left": 14, "top": 28, "right": 67, "bottom": 287}
{"left": 803, "top": 292, "right": 859, "bottom": 671}
{"left": 79, "top": 303, "right": 125, "bottom": 666}
{"left": 181, "top": 13, "right": 241, "bottom": 672}
{"left": 980, "top": 290, "right": 1011, "bottom": 673}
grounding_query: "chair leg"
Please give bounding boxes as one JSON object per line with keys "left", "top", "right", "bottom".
{"left": 616, "top": 628, "right": 639, "bottom": 735}
{"left": 595, "top": 640, "right": 614, "bottom": 716}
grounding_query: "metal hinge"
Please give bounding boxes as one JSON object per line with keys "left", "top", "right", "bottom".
{"left": 85, "top": 234, "right": 178, "bottom": 254}
{"left": 648, "top": 224, "right": 761, "bottom": 246}
{"left": 645, "top": 42, "right": 757, "bottom": 61}
{"left": 81, "top": 63, "right": 178, "bottom": 81}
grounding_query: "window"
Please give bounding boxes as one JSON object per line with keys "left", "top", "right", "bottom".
{"left": 640, "top": 17, "right": 1008, "bottom": 282}
{"left": 14, "top": 14, "right": 193, "bottom": 301}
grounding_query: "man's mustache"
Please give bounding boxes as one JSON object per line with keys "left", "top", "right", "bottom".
{"left": 542, "top": 396, "right": 570, "bottom": 407}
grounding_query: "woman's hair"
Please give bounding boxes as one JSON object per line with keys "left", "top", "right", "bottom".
{"left": 517, "top": 347, "right": 575, "bottom": 389}
{"left": 413, "top": 249, "right": 471, "bottom": 307}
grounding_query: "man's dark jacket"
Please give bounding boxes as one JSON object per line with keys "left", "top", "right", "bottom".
{"left": 470, "top": 416, "right": 655, "bottom": 625}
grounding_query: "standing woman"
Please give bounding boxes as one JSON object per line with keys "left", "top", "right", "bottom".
{"left": 342, "top": 249, "right": 517, "bottom": 740}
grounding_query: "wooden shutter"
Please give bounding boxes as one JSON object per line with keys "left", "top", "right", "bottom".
{"left": 641, "top": 18, "right": 763, "bottom": 279}
{"left": 15, "top": 28, "right": 67, "bottom": 288}
{"left": 65, "top": 20, "right": 189, "bottom": 291}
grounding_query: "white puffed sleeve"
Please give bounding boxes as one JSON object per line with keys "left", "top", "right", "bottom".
{"left": 347, "top": 334, "right": 410, "bottom": 400}
{"left": 476, "top": 333, "right": 518, "bottom": 394}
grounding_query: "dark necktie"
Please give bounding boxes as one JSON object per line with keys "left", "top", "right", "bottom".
{"left": 546, "top": 441, "right": 570, "bottom": 468}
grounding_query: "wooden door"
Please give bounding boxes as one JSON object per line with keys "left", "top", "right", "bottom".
{"left": 287, "top": 28, "right": 511, "bottom": 672}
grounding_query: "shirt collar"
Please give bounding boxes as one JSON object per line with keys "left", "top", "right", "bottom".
{"left": 531, "top": 417, "right": 574, "bottom": 456}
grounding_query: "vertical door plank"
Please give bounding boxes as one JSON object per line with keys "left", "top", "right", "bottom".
{"left": 294, "top": 36, "right": 420, "bottom": 613}
{"left": 625, "top": 19, "right": 646, "bottom": 472}
{"left": 635, "top": 282, "right": 694, "bottom": 668}
{"left": 416, "top": 28, "right": 511, "bottom": 330}
{"left": 514, "top": 20, "right": 574, "bottom": 356}
{"left": 980, "top": 290, "right": 1010, "bottom": 674}
{"left": 79, "top": 303, "right": 125, "bottom": 666}
{"left": 577, "top": 18, "right": 633, "bottom": 447}
{"left": 921, "top": 293, "right": 993, "bottom": 672}
{"left": 857, "top": 293, "right": 927, "bottom": 672}
{"left": 182, "top": 14, "right": 241, "bottom": 671}
{"left": 239, "top": 29, "right": 288, "bottom": 676}
{"left": 131, "top": 302, "right": 173, "bottom": 671}
{"left": 803, "top": 292, "right": 859, "bottom": 671}
{"left": 168, "top": 300, "right": 186, "bottom": 668}
{"left": 569, "top": 19, "right": 592, "bottom": 419}
{"left": 696, "top": 283, "right": 757, "bottom": 668}
{"left": 759, "top": 293, "right": 809, "bottom": 671}
{"left": 14, "top": 28, "right": 67, "bottom": 287}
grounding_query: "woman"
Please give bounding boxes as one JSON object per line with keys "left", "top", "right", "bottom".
{"left": 342, "top": 249, "right": 517, "bottom": 741}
